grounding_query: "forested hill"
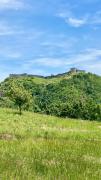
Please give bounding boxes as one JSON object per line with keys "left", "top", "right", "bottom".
{"left": 0, "top": 68, "right": 101, "bottom": 120}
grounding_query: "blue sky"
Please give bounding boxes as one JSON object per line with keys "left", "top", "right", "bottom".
{"left": 0, "top": 0, "right": 101, "bottom": 80}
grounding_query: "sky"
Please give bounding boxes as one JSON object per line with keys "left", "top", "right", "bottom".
{"left": 0, "top": 0, "right": 101, "bottom": 80}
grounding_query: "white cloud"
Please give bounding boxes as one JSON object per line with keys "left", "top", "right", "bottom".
{"left": 58, "top": 12, "right": 88, "bottom": 27}
{"left": 1, "top": 48, "right": 101, "bottom": 81}
{"left": 67, "top": 17, "right": 87, "bottom": 27}
{"left": 27, "top": 49, "right": 101, "bottom": 70}
{"left": 65, "top": 49, "right": 101, "bottom": 66}
{"left": 0, "top": 0, "right": 26, "bottom": 10}
{"left": 57, "top": 9, "right": 101, "bottom": 27}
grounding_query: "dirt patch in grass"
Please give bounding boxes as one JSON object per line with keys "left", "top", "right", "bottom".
{"left": 83, "top": 155, "right": 101, "bottom": 164}
{"left": 0, "top": 133, "right": 16, "bottom": 140}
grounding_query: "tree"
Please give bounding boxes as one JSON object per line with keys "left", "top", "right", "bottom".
{"left": 8, "top": 82, "right": 32, "bottom": 115}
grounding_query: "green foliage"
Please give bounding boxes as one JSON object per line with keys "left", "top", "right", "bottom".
{"left": 7, "top": 81, "right": 32, "bottom": 115}
{"left": 34, "top": 76, "right": 101, "bottom": 120}
{"left": 0, "top": 97, "right": 14, "bottom": 108}
{"left": 0, "top": 71, "right": 101, "bottom": 120}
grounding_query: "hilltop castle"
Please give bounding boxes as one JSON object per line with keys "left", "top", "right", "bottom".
{"left": 69, "top": 68, "right": 85, "bottom": 74}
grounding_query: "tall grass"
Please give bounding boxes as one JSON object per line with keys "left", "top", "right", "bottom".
{"left": 0, "top": 108, "right": 101, "bottom": 179}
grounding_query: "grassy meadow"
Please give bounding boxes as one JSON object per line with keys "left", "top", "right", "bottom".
{"left": 0, "top": 108, "right": 101, "bottom": 179}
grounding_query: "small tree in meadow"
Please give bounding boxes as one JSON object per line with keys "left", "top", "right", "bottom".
{"left": 8, "top": 83, "right": 32, "bottom": 115}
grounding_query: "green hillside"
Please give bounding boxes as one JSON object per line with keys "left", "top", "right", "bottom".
{"left": 0, "top": 108, "right": 101, "bottom": 179}
{"left": 3, "top": 69, "right": 75, "bottom": 84}
{"left": 0, "top": 69, "right": 101, "bottom": 120}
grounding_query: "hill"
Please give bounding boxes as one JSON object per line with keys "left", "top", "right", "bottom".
{"left": 0, "top": 108, "right": 101, "bottom": 179}
{"left": 0, "top": 68, "right": 101, "bottom": 120}
{"left": 6, "top": 68, "right": 85, "bottom": 84}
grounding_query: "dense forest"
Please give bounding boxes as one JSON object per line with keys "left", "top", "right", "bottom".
{"left": 0, "top": 68, "right": 101, "bottom": 120}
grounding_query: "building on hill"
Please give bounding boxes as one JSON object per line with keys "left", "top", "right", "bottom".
{"left": 9, "top": 73, "right": 28, "bottom": 78}
{"left": 9, "top": 68, "right": 85, "bottom": 79}
{"left": 69, "top": 68, "right": 85, "bottom": 74}
{"left": 9, "top": 74, "right": 44, "bottom": 78}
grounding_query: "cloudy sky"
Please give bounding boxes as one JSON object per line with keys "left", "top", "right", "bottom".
{"left": 0, "top": 0, "right": 101, "bottom": 80}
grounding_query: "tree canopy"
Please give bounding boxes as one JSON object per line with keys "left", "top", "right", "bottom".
{"left": 0, "top": 71, "right": 101, "bottom": 120}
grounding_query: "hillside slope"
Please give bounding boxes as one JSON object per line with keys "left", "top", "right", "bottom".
{"left": 0, "top": 69, "right": 101, "bottom": 120}
{"left": 0, "top": 108, "right": 101, "bottom": 179}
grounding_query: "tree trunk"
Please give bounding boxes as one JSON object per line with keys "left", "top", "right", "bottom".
{"left": 19, "top": 105, "right": 22, "bottom": 115}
